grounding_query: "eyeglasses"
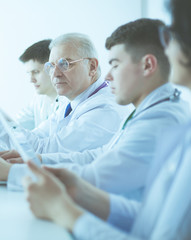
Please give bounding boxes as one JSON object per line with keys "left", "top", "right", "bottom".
{"left": 44, "top": 58, "right": 90, "bottom": 76}
{"left": 159, "top": 25, "right": 175, "bottom": 49}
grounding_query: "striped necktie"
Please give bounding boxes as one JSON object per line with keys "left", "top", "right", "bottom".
{"left": 64, "top": 103, "right": 72, "bottom": 118}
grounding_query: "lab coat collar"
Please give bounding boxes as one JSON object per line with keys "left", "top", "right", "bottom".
{"left": 135, "top": 82, "right": 177, "bottom": 117}
{"left": 70, "top": 77, "right": 105, "bottom": 111}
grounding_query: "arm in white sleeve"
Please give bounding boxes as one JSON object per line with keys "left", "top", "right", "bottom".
{"left": 73, "top": 213, "right": 140, "bottom": 240}
{"left": 20, "top": 106, "right": 121, "bottom": 154}
{"left": 41, "top": 146, "right": 106, "bottom": 165}
{"left": 60, "top": 123, "right": 151, "bottom": 197}
{"left": 108, "top": 194, "right": 140, "bottom": 232}
{"left": 61, "top": 108, "right": 183, "bottom": 198}
{"left": 7, "top": 164, "right": 29, "bottom": 191}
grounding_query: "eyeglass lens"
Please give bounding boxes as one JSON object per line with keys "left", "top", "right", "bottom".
{"left": 45, "top": 58, "right": 70, "bottom": 75}
{"left": 58, "top": 58, "right": 69, "bottom": 71}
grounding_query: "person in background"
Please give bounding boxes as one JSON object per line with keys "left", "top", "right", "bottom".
{"left": 22, "top": 11, "right": 191, "bottom": 240}
{"left": 4, "top": 39, "right": 59, "bottom": 130}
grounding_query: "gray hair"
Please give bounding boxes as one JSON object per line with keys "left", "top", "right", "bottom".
{"left": 50, "top": 33, "right": 101, "bottom": 77}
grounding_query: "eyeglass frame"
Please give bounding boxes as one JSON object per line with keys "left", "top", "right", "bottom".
{"left": 44, "top": 57, "right": 91, "bottom": 76}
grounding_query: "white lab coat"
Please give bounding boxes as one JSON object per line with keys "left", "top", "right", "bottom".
{"left": 132, "top": 120, "right": 191, "bottom": 240}
{"left": 7, "top": 78, "right": 129, "bottom": 190}
{"left": 8, "top": 83, "right": 189, "bottom": 197}
{"left": 72, "top": 120, "right": 191, "bottom": 240}
{"left": 42, "top": 83, "right": 190, "bottom": 199}
{"left": 15, "top": 94, "right": 60, "bottom": 130}
{"left": 15, "top": 78, "right": 126, "bottom": 153}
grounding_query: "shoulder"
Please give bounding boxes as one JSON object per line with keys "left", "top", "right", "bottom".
{"left": 136, "top": 98, "right": 189, "bottom": 124}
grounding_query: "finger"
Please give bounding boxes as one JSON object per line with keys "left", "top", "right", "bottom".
{"left": 0, "top": 152, "right": 10, "bottom": 159}
{"left": 1, "top": 154, "right": 10, "bottom": 160}
{"left": 42, "top": 166, "right": 60, "bottom": 176}
{"left": 7, "top": 158, "right": 24, "bottom": 164}
{"left": 1, "top": 150, "right": 20, "bottom": 160}
{"left": 0, "top": 150, "right": 9, "bottom": 156}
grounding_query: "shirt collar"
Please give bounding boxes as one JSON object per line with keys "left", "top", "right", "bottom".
{"left": 135, "top": 82, "right": 176, "bottom": 116}
{"left": 70, "top": 77, "right": 104, "bottom": 111}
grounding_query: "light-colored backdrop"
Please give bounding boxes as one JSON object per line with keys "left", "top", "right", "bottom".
{"left": 0, "top": 0, "right": 143, "bottom": 116}
{"left": 2, "top": 0, "right": 189, "bottom": 117}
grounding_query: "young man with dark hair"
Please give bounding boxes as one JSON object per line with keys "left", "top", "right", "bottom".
{"left": 11, "top": 39, "right": 58, "bottom": 130}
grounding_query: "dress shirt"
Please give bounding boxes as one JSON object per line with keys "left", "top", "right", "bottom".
{"left": 15, "top": 94, "right": 61, "bottom": 130}
{"left": 43, "top": 83, "right": 190, "bottom": 199}
{"left": 7, "top": 78, "right": 128, "bottom": 190}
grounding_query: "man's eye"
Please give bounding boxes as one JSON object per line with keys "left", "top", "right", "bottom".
{"left": 112, "top": 65, "right": 118, "bottom": 69}
{"left": 34, "top": 70, "right": 40, "bottom": 74}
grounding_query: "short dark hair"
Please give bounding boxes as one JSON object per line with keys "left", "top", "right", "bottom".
{"left": 105, "top": 18, "right": 170, "bottom": 80}
{"left": 168, "top": 0, "right": 191, "bottom": 66}
{"left": 19, "top": 39, "right": 52, "bottom": 64}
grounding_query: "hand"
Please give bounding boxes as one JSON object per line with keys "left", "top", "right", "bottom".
{"left": 0, "top": 157, "right": 12, "bottom": 180}
{"left": 42, "top": 166, "right": 110, "bottom": 220}
{"left": 24, "top": 161, "right": 83, "bottom": 232}
{"left": 0, "top": 150, "right": 20, "bottom": 160}
{"left": 42, "top": 166, "right": 79, "bottom": 201}
{"left": 6, "top": 157, "right": 24, "bottom": 164}
{"left": 0, "top": 151, "right": 42, "bottom": 164}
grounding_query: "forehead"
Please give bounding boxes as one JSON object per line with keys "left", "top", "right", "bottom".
{"left": 24, "top": 60, "right": 44, "bottom": 71}
{"left": 49, "top": 44, "right": 79, "bottom": 62}
{"left": 108, "top": 44, "right": 133, "bottom": 62}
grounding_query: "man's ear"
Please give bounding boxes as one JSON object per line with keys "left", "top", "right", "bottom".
{"left": 142, "top": 54, "right": 157, "bottom": 77}
{"left": 89, "top": 58, "right": 98, "bottom": 76}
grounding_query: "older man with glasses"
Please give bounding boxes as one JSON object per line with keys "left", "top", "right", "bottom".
{"left": 0, "top": 33, "right": 129, "bottom": 190}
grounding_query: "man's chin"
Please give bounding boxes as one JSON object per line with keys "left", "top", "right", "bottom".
{"left": 35, "top": 89, "right": 44, "bottom": 95}
{"left": 116, "top": 98, "right": 128, "bottom": 106}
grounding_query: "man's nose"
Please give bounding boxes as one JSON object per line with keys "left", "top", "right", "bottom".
{"left": 30, "top": 76, "right": 37, "bottom": 83}
{"left": 52, "top": 65, "right": 63, "bottom": 78}
{"left": 105, "top": 71, "right": 113, "bottom": 82}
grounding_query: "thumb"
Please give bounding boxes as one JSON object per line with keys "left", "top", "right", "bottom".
{"left": 7, "top": 158, "right": 24, "bottom": 164}
{"left": 43, "top": 165, "right": 61, "bottom": 176}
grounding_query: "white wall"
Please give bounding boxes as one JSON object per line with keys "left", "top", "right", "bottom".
{"left": 145, "top": 0, "right": 170, "bottom": 24}
{"left": 0, "top": 0, "right": 142, "bottom": 116}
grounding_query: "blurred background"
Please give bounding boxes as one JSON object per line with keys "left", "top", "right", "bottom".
{"left": 2, "top": 0, "right": 188, "bottom": 117}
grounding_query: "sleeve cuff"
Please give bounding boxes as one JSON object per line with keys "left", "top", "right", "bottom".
{"left": 107, "top": 194, "right": 140, "bottom": 232}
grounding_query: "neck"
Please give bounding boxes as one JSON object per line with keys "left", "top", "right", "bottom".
{"left": 134, "top": 79, "right": 168, "bottom": 108}
{"left": 45, "top": 90, "right": 57, "bottom": 102}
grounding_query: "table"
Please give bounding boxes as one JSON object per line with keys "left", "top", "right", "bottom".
{"left": 0, "top": 185, "right": 73, "bottom": 240}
